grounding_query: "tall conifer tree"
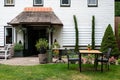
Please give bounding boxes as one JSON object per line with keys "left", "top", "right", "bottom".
{"left": 100, "top": 24, "right": 120, "bottom": 56}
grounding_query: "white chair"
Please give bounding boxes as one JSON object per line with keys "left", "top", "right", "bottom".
{"left": 0, "top": 44, "right": 12, "bottom": 60}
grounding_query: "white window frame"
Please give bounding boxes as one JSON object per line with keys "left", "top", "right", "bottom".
{"left": 60, "top": 0, "right": 70, "bottom": 7}
{"left": 4, "top": 0, "right": 14, "bottom": 6}
{"left": 5, "top": 26, "right": 14, "bottom": 45}
{"left": 33, "top": 0, "right": 43, "bottom": 6}
{"left": 88, "top": 0, "right": 98, "bottom": 7}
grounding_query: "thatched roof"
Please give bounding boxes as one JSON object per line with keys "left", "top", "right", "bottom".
{"left": 8, "top": 7, "right": 63, "bottom": 26}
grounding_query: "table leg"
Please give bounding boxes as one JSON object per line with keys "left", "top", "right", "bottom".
{"left": 101, "top": 54, "right": 103, "bottom": 72}
{"left": 79, "top": 53, "right": 81, "bottom": 72}
{"left": 94, "top": 54, "right": 98, "bottom": 71}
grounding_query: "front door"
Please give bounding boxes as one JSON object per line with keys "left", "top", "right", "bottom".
{"left": 27, "top": 27, "right": 48, "bottom": 56}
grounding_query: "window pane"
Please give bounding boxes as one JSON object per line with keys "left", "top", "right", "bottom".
{"left": 6, "top": 0, "right": 14, "bottom": 4}
{"left": 5, "top": 28, "right": 13, "bottom": 44}
{"left": 89, "top": 0, "right": 96, "bottom": 4}
{"left": 35, "top": 0, "right": 42, "bottom": 4}
{"left": 62, "top": 0, "right": 69, "bottom": 4}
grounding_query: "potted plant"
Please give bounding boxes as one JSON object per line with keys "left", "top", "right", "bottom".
{"left": 52, "top": 39, "right": 60, "bottom": 48}
{"left": 52, "top": 39, "right": 60, "bottom": 58}
{"left": 14, "top": 43, "right": 24, "bottom": 57}
{"left": 35, "top": 38, "right": 49, "bottom": 64}
{"left": 87, "top": 44, "right": 91, "bottom": 51}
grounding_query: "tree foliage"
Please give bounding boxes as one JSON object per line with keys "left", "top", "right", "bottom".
{"left": 118, "top": 24, "right": 120, "bottom": 40}
{"left": 100, "top": 24, "right": 120, "bottom": 56}
{"left": 115, "top": 2, "right": 120, "bottom": 16}
{"left": 73, "top": 15, "right": 79, "bottom": 52}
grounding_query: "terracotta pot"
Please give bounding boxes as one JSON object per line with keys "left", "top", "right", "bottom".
{"left": 88, "top": 48, "right": 91, "bottom": 51}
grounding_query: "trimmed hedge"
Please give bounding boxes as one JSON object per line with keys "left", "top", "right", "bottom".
{"left": 91, "top": 16, "right": 95, "bottom": 49}
{"left": 73, "top": 15, "right": 79, "bottom": 52}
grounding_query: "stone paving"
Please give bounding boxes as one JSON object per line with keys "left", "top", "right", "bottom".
{"left": 0, "top": 57, "right": 40, "bottom": 66}
{"left": 0, "top": 57, "right": 67, "bottom": 66}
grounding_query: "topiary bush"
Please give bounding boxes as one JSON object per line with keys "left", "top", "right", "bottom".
{"left": 73, "top": 15, "right": 79, "bottom": 52}
{"left": 91, "top": 16, "right": 95, "bottom": 49}
{"left": 100, "top": 24, "right": 120, "bottom": 57}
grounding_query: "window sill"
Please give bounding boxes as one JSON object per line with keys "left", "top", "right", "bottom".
{"left": 4, "top": 5, "right": 15, "bottom": 7}
{"left": 60, "top": 5, "right": 70, "bottom": 7}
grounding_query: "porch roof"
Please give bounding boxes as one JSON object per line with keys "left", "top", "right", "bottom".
{"left": 8, "top": 7, "right": 63, "bottom": 26}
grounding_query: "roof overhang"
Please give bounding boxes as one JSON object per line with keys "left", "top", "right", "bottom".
{"left": 8, "top": 7, "right": 63, "bottom": 26}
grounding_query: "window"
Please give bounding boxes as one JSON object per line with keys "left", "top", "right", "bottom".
{"left": 88, "top": 0, "right": 98, "bottom": 7}
{"left": 60, "top": 0, "right": 70, "bottom": 7}
{"left": 4, "top": 0, "right": 14, "bottom": 6}
{"left": 33, "top": 0, "right": 43, "bottom": 6}
{"left": 5, "top": 27, "right": 14, "bottom": 44}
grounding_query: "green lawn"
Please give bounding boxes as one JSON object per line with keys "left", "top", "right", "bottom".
{"left": 0, "top": 63, "right": 120, "bottom": 80}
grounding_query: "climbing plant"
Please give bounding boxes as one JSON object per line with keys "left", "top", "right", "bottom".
{"left": 73, "top": 15, "right": 79, "bottom": 52}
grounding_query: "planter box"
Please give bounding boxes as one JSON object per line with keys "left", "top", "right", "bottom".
{"left": 14, "top": 51, "right": 23, "bottom": 57}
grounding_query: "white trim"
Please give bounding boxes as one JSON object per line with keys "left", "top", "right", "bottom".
{"left": 88, "top": 0, "right": 97, "bottom": 7}
{"left": 60, "top": 0, "right": 70, "bottom": 7}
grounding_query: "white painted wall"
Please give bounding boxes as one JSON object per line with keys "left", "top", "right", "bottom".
{"left": 0, "top": 0, "right": 114, "bottom": 47}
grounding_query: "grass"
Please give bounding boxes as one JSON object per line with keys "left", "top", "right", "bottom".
{"left": 0, "top": 63, "right": 120, "bottom": 80}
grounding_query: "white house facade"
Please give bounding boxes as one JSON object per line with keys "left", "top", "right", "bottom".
{"left": 0, "top": 0, "right": 114, "bottom": 56}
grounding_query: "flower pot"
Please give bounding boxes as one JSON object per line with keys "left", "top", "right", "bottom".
{"left": 38, "top": 54, "right": 47, "bottom": 64}
{"left": 88, "top": 48, "right": 91, "bottom": 51}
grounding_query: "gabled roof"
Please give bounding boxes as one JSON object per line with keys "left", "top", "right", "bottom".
{"left": 8, "top": 7, "right": 63, "bottom": 26}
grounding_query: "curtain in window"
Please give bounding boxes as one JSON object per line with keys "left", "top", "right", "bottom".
{"left": 5, "top": 28, "right": 13, "bottom": 44}
{"left": 6, "top": 0, "right": 13, "bottom": 4}
{"left": 35, "top": 0, "right": 42, "bottom": 4}
{"left": 62, "top": 0, "right": 69, "bottom": 4}
{"left": 88, "top": 0, "right": 96, "bottom": 4}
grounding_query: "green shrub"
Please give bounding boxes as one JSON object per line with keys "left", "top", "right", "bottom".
{"left": 14, "top": 43, "right": 23, "bottom": 52}
{"left": 117, "top": 59, "right": 120, "bottom": 64}
{"left": 100, "top": 24, "right": 120, "bottom": 56}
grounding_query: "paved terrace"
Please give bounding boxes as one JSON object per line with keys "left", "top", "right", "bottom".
{"left": 0, "top": 57, "right": 67, "bottom": 66}
{"left": 0, "top": 57, "right": 40, "bottom": 66}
